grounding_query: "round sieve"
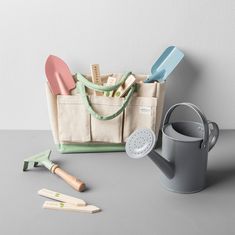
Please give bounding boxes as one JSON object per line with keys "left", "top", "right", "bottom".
{"left": 125, "top": 128, "right": 157, "bottom": 159}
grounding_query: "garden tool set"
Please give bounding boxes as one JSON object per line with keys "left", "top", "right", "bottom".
{"left": 22, "top": 45, "right": 220, "bottom": 214}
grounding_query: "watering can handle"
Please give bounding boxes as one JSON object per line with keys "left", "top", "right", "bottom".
{"left": 163, "top": 103, "right": 210, "bottom": 149}
{"left": 208, "top": 121, "right": 219, "bottom": 151}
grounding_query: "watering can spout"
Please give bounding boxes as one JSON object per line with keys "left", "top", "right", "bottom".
{"left": 125, "top": 128, "right": 175, "bottom": 179}
{"left": 148, "top": 151, "right": 175, "bottom": 179}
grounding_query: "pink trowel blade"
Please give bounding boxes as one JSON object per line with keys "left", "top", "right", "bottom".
{"left": 45, "top": 55, "right": 75, "bottom": 95}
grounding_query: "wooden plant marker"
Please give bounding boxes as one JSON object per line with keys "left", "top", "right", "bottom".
{"left": 104, "top": 76, "right": 117, "bottom": 97}
{"left": 90, "top": 64, "right": 103, "bottom": 96}
{"left": 114, "top": 74, "right": 136, "bottom": 97}
{"left": 38, "top": 188, "right": 86, "bottom": 206}
{"left": 43, "top": 201, "right": 101, "bottom": 213}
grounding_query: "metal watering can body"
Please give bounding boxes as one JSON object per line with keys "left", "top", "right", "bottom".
{"left": 126, "top": 103, "right": 219, "bottom": 194}
{"left": 160, "top": 124, "right": 209, "bottom": 193}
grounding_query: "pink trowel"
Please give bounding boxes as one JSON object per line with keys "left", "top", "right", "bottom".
{"left": 45, "top": 55, "right": 75, "bottom": 95}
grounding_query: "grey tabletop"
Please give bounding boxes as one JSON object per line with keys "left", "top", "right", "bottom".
{"left": 0, "top": 130, "right": 235, "bottom": 235}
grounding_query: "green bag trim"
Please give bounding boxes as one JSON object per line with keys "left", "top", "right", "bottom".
{"left": 75, "top": 71, "right": 132, "bottom": 92}
{"left": 58, "top": 143, "right": 125, "bottom": 153}
{"left": 76, "top": 72, "right": 135, "bottom": 120}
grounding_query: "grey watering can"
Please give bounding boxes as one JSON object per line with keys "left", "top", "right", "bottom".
{"left": 125, "top": 103, "right": 219, "bottom": 193}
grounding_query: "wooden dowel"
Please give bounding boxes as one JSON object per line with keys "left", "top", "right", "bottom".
{"left": 51, "top": 165, "right": 86, "bottom": 192}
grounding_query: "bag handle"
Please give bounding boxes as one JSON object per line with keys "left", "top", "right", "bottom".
{"left": 163, "top": 103, "right": 210, "bottom": 149}
{"left": 76, "top": 72, "right": 135, "bottom": 120}
{"left": 75, "top": 71, "right": 132, "bottom": 92}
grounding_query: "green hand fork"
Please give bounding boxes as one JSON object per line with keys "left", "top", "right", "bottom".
{"left": 23, "top": 150, "right": 86, "bottom": 192}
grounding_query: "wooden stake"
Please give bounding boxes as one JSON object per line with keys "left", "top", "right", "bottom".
{"left": 43, "top": 201, "right": 101, "bottom": 213}
{"left": 38, "top": 188, "right": 86, "bottom": 206}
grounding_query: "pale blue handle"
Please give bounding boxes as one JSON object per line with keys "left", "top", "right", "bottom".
{"left": 144, "top": 70, "right": 165, "bottom": 83}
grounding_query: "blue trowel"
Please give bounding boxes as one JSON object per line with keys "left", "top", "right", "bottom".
{"left": 144, "top": 46, "right": 184, "bottom": 83}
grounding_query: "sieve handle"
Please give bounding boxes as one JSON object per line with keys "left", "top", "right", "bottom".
{"left": 163, "top": 103, "right": 210, "bottom": 149}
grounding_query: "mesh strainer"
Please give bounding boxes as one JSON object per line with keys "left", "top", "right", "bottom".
{"left": 125, "top": 128, "right": 157, "bottom": 159}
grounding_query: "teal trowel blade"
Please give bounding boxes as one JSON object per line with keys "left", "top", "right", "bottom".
{"left": 145, "top": 46, "right": 184, "bottom": 83}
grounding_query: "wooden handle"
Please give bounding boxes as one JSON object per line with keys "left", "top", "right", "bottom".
{"left": 51, "top": 165, "right": 86, "bottom": 192}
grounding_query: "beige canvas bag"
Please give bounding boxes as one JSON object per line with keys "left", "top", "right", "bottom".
{"left": 46, "top": 73, "right": 166, "bottom": 153}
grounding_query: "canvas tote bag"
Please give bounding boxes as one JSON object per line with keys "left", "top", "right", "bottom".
{"left": 46, "top": 72, "right": 166, "bottom": 153}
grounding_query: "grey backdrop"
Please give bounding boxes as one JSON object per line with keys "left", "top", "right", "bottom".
{"left": 0, "top": 0, "right": 234, "bottom": 129}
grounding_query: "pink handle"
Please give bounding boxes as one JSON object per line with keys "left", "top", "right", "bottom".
{"left": 55, "top": 73, "right": 69, "bottom": 95}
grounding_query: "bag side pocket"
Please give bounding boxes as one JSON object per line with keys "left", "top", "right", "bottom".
{"left": 136, "top": 82, "right": 157, "bottom": 97}
{"left": 90, "top": 96, "right": 124, "bottom": 143}
{"left": 57, "top": 95, "right": 91, "bottom": 142}
{"left": 123, "top": 97, "right": 158, "bottom": 141}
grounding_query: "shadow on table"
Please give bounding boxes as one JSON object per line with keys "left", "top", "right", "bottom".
{"left": 207, "top": 166, "right": 235, "bottom": 188}
{"left": 163, "top": 55, "right": 202, "bottom": 120}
